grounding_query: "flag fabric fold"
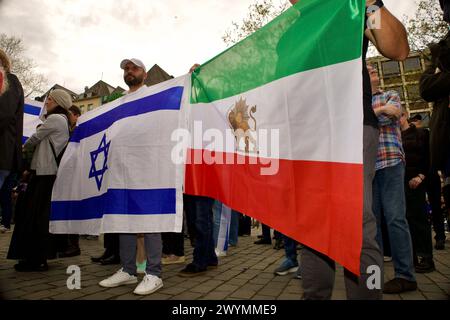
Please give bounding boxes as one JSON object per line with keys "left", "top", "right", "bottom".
{"left": 23, "top": 99, "right": 44, "bottom": 144}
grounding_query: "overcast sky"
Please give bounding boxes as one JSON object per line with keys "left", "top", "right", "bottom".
{"left": 0, "top": 0, "right": 418, "bottom": 96}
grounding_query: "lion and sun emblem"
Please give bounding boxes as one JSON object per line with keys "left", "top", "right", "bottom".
{"left": 227, "top": 97, "right": 258, "bottom": 154}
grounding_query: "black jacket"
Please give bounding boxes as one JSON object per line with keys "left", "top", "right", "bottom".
{"left": 401, "top": 124, "right": 430, "bottom": 182}
{"left": 420, "top": 32, "right": 450, "bottom": 171}
{"left": 0, "top": 73, "right": 24, "bottom": 172}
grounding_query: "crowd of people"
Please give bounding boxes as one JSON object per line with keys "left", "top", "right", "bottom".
{"left": 0, "top": 0, "right": 449, "bottom": 299}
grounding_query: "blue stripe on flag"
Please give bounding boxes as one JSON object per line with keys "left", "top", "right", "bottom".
{"left": 24, "top": 104, "right": 42, "bottom": 116}
{"left": 70, "top": 86, "right": 184, "bottom": 143}
{"left": 51, "top": 188, "right": 176, "bottom": 221}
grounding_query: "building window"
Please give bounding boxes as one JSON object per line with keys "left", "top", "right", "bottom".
{"left": 382, "top": 61, "right": 400, "bottom": 77}
{"left": 403, "top": 57, "right": 421, "bottom": 73}
{"left": 407, "top": 84, "right": 421, "bottom": 101}
{"left": 389, "top": 86, "right": 404, "bottom": 101}
{"left": 88, "top": 104, "right": 93, "bottom": 111}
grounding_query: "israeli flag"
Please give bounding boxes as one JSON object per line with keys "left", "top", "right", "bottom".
{"left": 23, "top": 99, "right": 44, "bottom": 144}
{"left": 50, "top": 76, "right": 188, "bottom": 235}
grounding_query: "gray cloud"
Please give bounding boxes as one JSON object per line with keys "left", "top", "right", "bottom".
{"left": 0, "top": 0, "right": 57, "bottom": 82}
{"left": 0, "top": 0, "right": 415, "bottom": 97}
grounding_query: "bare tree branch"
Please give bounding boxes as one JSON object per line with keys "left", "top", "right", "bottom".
{"left": 0, "top": 34, "right": 48, "bottom": 97}
{"left": 222, "top": 0, "right": 288, "bottom": 46}
{"left": 404, "top": 0, "right": 447, "bottom": 53}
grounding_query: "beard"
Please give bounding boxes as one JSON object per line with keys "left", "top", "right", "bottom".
{"left": 124, "top": 73, "right": 144, "bottom": 87}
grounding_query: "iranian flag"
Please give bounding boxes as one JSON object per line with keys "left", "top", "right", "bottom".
{"left": 184, "top": 0, "right": 365, "bottom": 275}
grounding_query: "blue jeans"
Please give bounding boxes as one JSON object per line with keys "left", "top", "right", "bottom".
{"left": 184, "top": 195, "right": 218, "bottom": 269}
{"left": 261, "top": 224, "right": 281, "bottom": 243}
{"left": 373, "top": 162, "right": 415, "bottom": 282}
{"left": 229, "top": 210, "right": 239, "bottom": 246}
{"left": 283, "top": 235, "right": 298, "bottom": 265}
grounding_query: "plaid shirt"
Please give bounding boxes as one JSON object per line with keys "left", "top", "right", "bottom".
{"left": 372, "top": 90, "right": 405, "bottom": 171}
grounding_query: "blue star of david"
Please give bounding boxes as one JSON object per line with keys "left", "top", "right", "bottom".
{"left": 89, "top": 133, "right": 111, "bottom": 191}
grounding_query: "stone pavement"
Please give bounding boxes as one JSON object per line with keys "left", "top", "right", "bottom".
{"left": 0, "top": 228, "right": 449, "bottom": 300}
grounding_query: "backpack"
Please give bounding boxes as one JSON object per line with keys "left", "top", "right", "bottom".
{"left": 49, "top": 140, "right": 67, "bottom": 167}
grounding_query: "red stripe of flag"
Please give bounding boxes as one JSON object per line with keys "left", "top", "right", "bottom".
{"left": 184, "top": 149, "right": 363, "bottom": 275}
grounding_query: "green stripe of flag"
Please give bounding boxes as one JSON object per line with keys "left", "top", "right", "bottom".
{"left": 191, "top": 0, "right": 364, "bottom": 104}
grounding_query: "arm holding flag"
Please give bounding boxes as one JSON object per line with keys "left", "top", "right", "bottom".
{"left": 365, "top": 0, "right": 410, "bottom": 61}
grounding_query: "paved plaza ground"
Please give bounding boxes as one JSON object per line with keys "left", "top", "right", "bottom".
{"left": 0, "top": 227, "right": 449, "bottom": 300}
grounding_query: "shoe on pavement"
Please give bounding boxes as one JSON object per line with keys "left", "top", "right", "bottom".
{"left": 100, "top": 255, "right": 121, "bottom": 265}
{"left": 179, "top": 263, "right": 207, "bottom": 277}
{"left": 0, "top": 225, "right": 11, "bottom": 233}
{"left": 294, "top": 267, "right": 302, "bottom": 279}
{"left": 133, "top": 274, "right": 163, "bottom": 295}
{"left": 58, "top": 247, "right": 81, "bottom": 258}
{"left": 415, "top": 257, "right": 436, "bottom": 273}
{"left": 91, "top": 251, "right": 112, "bottom": 263}
{"left": 274, "top": 259, "right": 299, "bottom": 276}
{"left": 14, "top": 261, "right": 48, "bottom": 272}
{"left": 99, "top": 268, "right": 138, "bottom": 288}
{"left": 383, "top": 278, "right": 417, "bottom": 294}
{"left": 162, "top": 255, "right": 186, "bottom": 265}
{"left": 214, "top": 249, "right": 227, "bottom": 257}
{"left": 434, "top": 239, "right": 445, "bottom": 250}
{"left": 383, "top": 256, "right": 392, "bottom": 262}
{"left": 254, "top": 239, "right": 271, "bottom": 245}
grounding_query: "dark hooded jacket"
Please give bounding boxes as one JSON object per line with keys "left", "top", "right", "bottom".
{"left": 420, "top": 31, "right": 450, "bottom": 171}
{"left": 0, "top": 73, "right": 24, "bottom": 172}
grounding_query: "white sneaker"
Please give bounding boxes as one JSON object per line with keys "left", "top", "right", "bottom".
{"left": 0, "top": 225, "right": 10, "bottom": 233}
{"left": 215, "top": 248, "right": 227, "bottom": 257}
{"left": 99, "top": 268, "right": 138, "bottom": 288}
{"left": 133, "top": 274, "right": 163, "bottom": 295}
{"left": 384, "top": 256, "right": 392, "bottom": 262}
